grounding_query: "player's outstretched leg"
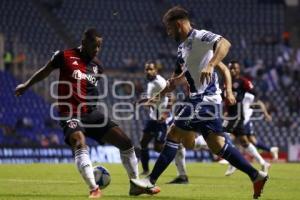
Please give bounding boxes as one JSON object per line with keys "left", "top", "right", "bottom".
{"left": 249, "top": 136, "right": 279, "bottom": 160}
{"left": 130, "top": 125, "right": 182, "bottom": 191}
{"left": 239, "top": 136, "right": 271, "bottom": 173}
{"left": 206, "top": 133, "right": 268, "bottom": 199}
{"left": 140, "top": 132, "right": 153, "bottom": 176}
{"left": 168, "top": 144, "right": 189, "bottom": 184}
{"left": 69, "top": 131, "right": 101, "bottom": 199}
{"left": 103, "top": 127, "right": 159, "bottom": 196}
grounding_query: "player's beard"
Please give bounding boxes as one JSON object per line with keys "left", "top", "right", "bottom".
{"left": 146, "top": 74, "right": 156, "bottom": 81}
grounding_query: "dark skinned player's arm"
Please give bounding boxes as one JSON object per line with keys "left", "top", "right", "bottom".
{"left": 216, "top": 62, "right": 236, "bottom": 105}
{"left": 15, "top": 59, "right": 58, "bottom": 96}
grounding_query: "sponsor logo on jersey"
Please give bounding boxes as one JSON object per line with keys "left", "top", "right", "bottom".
{"left": 72, "top": 70, "right": 98, "bottom": 86}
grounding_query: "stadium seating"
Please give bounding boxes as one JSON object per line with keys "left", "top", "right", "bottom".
{"left": 1, "top": 0, "right": 298, "bottom": 152}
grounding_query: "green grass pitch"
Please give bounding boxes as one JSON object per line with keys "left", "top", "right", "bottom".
{"left": 0, "top": 163, "right": 299, "bottom": 200}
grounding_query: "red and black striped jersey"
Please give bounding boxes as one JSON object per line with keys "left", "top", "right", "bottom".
{"left": 51, "top": 47, "right": 103, "bottom": 116}
{"left": 227, "top": 77, "right": 255, "bottom": 116}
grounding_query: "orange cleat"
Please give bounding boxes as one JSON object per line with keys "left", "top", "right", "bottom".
{"left": 89, "top": 187, "right": 102, "bottom": 199}
{"left": 253, "top": 171, "right": 269, "bottom": 199}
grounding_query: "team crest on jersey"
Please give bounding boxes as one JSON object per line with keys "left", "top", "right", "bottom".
{"left": 68, "top": 121, "right": 78, "bottom": 129}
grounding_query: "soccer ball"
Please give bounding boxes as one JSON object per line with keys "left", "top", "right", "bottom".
{"left": 93, "top": 165, "right": 111, "bottom": 189}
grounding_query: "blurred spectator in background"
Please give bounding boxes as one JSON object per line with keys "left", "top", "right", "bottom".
{"left": 39, "top": 134, "right": 50, "bottom": 147}
{"left": 123, "top": 57, "right": 138, "bottom": 73}
{"left": 16, "top": 117, "right": 33, "bottom": 129}
{"left": 14, "top": 51, "right": 26, "bottom": 78}
{"left": 49, "top": 132, "right": 60, "bottom": 145}
{"left": 253, "top": 34, "right": 279, "bottom": 46}
{"left": 134, "top": 79, "right": 144, "bottom": 97}
{"left": 3, "top": 51, "right": 13, "bottom": 71}
{"left": 254, "top": 69, "right": 269, "bottom": 95}
{"left": 45, "top": 118, "right": 59, "bottom": 129}
{"left": 245, "top": 59, "right": 265, "bottom": 79}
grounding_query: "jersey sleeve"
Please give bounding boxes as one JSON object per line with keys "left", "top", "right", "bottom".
{"left": 146, "top": 83, "right": 154, "bottom": 98}
{"left": 242, "top": 78, "right": 256, "bottom": 94}
{"left": 197, "top": 30, "right": 222, "bottom": 50}
{"left": 50, "top": 50, "right": 64, "bottom": 69}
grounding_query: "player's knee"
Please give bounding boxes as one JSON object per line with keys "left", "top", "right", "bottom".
{"left": 206, "top": 133, "right": 225, "bottom": 154}
{"left": 69, "top": 131, "right": 86, "bottom": 150}
{"left": 119, "top": 137, "right": 133, "bottom": 151}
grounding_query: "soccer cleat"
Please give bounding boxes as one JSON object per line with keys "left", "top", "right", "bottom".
{"left": 89, "top": 187, "right": 102, "bottom": 199}
{"left": 218, "top": 159, "right": 229, "bottom": 165}
{"left": 253, "top": 171, "right": 269, "bottom": 199}
{"left": 167, "top": 175, "right": 189, "bottom": 184}
{"left": 129, "top": 182, "right": 160, "bottom": 196}
{"left": 225, "top": 164, "right": 237, "bottom": 176}
{"left": 129, "top": 181, "right": 160, "bottom": 196}
{"left": 130, "top": 177, "right": 155, "bottom": 189}
{"left": 270, "top": 147, "right": 279, "bottom": 160}
{"left": 261, "top": 162, "right": 271, "bottom": 173}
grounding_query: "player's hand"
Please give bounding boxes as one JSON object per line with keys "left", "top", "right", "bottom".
{"left": 265, "top": 114, "right": 272, "bottom": 122}
{"left": 158, "top": 112, "right": 168, "bottom": 123}
{"left": 225, "top": 90, "right": 236, "bottom": 105}
{"left": 200, "top": 64, "right": 214, "bottom": 85}
{"left": 15, "top": 83, "right": 28, "bottom": 96}
{"left": 166, "top": 78, "right": 176, "bottom": 91}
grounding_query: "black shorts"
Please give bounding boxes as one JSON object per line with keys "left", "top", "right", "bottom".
{"left": 59, "top": 109, "right": 118, "bottom": 145}
{"left": 143, "top": 120, "right": 167, "bottom": 143}
{"left": 245, "top": 121, "right": 255, "bottom": 136}
{"left": 223, "top": 119, "right": 247, "bottom": 136}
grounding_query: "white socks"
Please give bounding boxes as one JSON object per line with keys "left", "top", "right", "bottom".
{"left": 75, "top": 148, "right": 97, "bottom": 190}
{"left": 194, "top": 135, "right": 207, "bottom": 149}
{"left": 175, "top": 144, "right": 187, "bottom": 176}
{"left": 245, "top": 143, "right": 266, "bottom": 165}
{"left": 120, "top": 147, "right": 139, "bottom": 179}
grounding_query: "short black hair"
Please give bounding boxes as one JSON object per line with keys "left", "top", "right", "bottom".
{"left": 82, "top": 28, "right": 102, "bottom": 41}
{"left": 145, "top": 60, "right": 157, "bottom": 69}
{"left": 162, "top": 6, "right": 189, "bottom": 24}
{"left": 229, "top": 60, "right": 239, "bottom": 65}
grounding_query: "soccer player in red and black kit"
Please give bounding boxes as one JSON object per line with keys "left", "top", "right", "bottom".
{"left": 15, "top": 28, "right": 159, "bottom": 198}
{"left": 223, "top": 60, "right": 270, "bottom": 174}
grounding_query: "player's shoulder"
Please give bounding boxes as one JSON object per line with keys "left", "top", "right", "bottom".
{"left": 155, "top": 74, "right": 167, "bottom": 83}
{"left": 194, "top": 29, "right": 222, "bottom": 43}
{"left": 62, "top": 47, "right": 80, "bottom": 57}
{"left": 240, "top": 76, "right": 252, "bottom": 84}
{"left": 52, "top": 48, "right": 77, "bottom": 58}
{"left": 240, "top": 76, "right": 254, "bottom": 88}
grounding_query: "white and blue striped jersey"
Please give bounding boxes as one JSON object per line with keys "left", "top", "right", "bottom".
{"left": 177, "top": 29, "right": 222, "bottom": 103}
